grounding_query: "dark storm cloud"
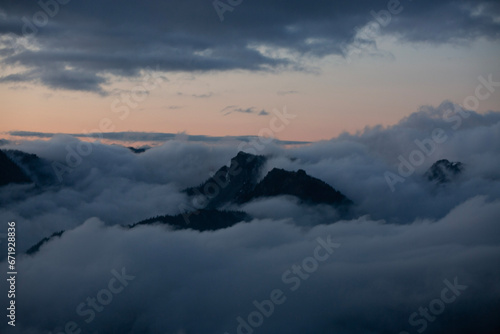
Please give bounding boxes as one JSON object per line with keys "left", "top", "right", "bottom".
{"left": 0, "top": 64, "right": 108, "bottom": 94}
{"left": 0, "top": 0, "right": 499, "bottom": 92}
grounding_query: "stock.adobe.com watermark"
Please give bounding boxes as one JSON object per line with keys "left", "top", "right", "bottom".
{"left": 51, "top": 67, "right": 163, "bottom": 182}
{"left": 213, "top": 0, "right": 244, "bottom": 22}
{"left": 47, "top": 267, "right": 135, "bottom": 334}
{"left": 6, "top": 0, "right": 71, "bottom": 52}
{"left": 385, "top": 74, "right": 500, "bottom": 192}
{"left": 346, "top": 0, "right": 407, "bottom": 63}
{"left": 179, "top": 106, "right": 297, "bottom": 224}
{"left": 399, "top": 277, "right": 467, "bottom": 334}
{"left": 224, "top": 235, "right": 340, "bottom": 334}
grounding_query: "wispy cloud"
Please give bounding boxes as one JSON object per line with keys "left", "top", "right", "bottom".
{"left": 221, "top": 106, "right": 269, "bottom": 116}
{"left": 177, "top": 92, "right": 214, "bottom": 98}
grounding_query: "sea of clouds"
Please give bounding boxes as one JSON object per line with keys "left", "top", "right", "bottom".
{"left": 1, "top": 101, "right": 499, "bottom": 333}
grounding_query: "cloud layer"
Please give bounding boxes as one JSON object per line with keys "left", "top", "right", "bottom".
{"left": 0, "top": 102, "right": 499, "bottom": 333}
{"left": 1, "top": 0, "right": 499, "bottom": 92}
{"left": 1, "top": 197, "right": 499, "bottom": 333}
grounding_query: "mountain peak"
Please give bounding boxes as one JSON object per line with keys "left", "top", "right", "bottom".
{"left": 185, "top": 151, "right": 267, "bottom": 208}
{"left": 185, "top": 151, "right": 352, "bottom": 211}
{"left": 235, "top": 151, "right": 254, "bottom": 159}
{"left": 425, "top": 159, "right": 464, "bottom": 184}
{"left": 231, "top": 151, "right": 265, "bottom": 168}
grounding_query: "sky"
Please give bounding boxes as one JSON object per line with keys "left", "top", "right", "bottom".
{"left": 1, "top": 104, "right": 500, "bottom": 333}
{"left": 1, "top": 2, "right": 500, "bottom": 333}
{"left": 1, "top": 0, "right": 499, "bottom": 141}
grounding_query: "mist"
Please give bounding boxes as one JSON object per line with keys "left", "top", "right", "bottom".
{"left": 1, "top": 102, "right": 499, "bottom": 333}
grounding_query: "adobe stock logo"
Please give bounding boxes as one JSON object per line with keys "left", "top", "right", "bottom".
{"left": 179, "top": 106, "right": 297, "bottom": 225}
{"left": 385, "top": 74, "right": 500, "bottom": 192}
{"left": 50, "top": 67, "right": 164, "bottom": 183}
{"left": 224, "top": 235, "right": 340, "bottom": 334}
{"left": 18, "top": 0, "right": 71, "bottom": 38}
{"left": 399, "top": 277, "right": 467, "bottom": 334}
{"left": 5, "top": 0, "right": 71, "bottom": 55}
{"left": 213, "top": 0, "right": 243, "bottom": 22}
{"left": 48, "top": 267, "right": 135, "bottom": 334}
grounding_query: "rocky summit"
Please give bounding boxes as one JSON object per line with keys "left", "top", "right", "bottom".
{"left": 425, "top": 159, "right": 464, "bottom": 184}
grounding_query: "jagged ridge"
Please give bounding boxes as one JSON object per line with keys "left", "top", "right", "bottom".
{"left": 26, "top": 230, "right": 65, "bottom": 255}
{"left": 425, "top": 159, "right": 464, "bottom": 184}
{"left": 185, "top": 151, "right": 267, "bottom": 208}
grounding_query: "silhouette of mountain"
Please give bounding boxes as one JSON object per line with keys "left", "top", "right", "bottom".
{"left": 4, "top": 150, "right": 58, "bottom": 187}
{"left": 239, "top": 168, "right": 352, "bottom": 206}
{"left": 26, "top": 230, "right": 65, "bottom": 255}
{"left": 185, "top": 151, "right": 267, "bottom": 208}
{"left": 26, "top": 151, "right": 353, "bottom": 256}
{"left": 185, "top": 151, "right": 352, "bottom": 209}
{"left": 131, "top": 209, "right": 251, "bottom": 232}
{"left": 425, "top": 159, "right": 464, "bottom": 184}
{"left": 26, "top": 210, "right": 251, "bottom": 255}
{"left": 0, "top": 149, "right": 32, "bottom": 187}
{"left": 128, "top": 146, "right": 148, "bottom": 154}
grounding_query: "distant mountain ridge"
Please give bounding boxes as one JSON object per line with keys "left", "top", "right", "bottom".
{"left": 127, "top": 146, "right": 148, "bottom": 154}
{"left": 130, "top": 209, "right": 251, "bottom": 232}
{"left": 26, "top": 210, "right": 250, "bottom": 255}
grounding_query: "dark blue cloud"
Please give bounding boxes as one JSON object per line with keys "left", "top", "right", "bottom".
{"left": 0, "top": 0, "right": 498, "bottom": 92}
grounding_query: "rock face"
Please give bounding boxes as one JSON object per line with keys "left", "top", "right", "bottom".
{"left": 238, "top": 168, "right": 352, "bottom": 206}
{"left": 0, "top": 150, "right": 32, "bottom": 187}
{"left": 425, "top": 159, "right": 464, "bottom": 184}
{"left": 185, "top": 151, "right": 267, "bottom": 209}
{"left": 185, "top": 151, "right": 352, "bottom": 209}
{"left": 4, "top": 150, "right": 58, "bottom": 187}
